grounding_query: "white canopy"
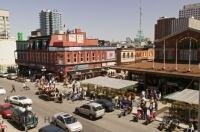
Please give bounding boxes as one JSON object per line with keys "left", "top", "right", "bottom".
{"left": 164, "top": 89, "right": 199, "bottom": 105}
{"left": 81, "top": 76, "right": 138, "bottom": 90}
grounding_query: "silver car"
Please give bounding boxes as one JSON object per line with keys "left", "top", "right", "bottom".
{"left": 52, "top": 112, "right": 83, "bottom": 132}
{"left": 75, "top": 102, "right": 105, "bottom": 120}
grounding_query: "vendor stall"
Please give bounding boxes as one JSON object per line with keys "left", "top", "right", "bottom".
{"left": 81, "top": 76, "right": 138, "bottom": 98}
{"left": 164, "top": 89, "right": 198, "bottom": 123}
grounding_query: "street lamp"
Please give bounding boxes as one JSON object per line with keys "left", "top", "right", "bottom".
{"left": 60, "top": 67, "right": 64, "bottom": 81}
{"left": 152, "top": 43, "right": 155, "bottom": 69}
{"left": 163, "top": 39, "right": 166, "bottom": 70}
{"left": 41, "top": 66, "right": 46, "bottom": 75}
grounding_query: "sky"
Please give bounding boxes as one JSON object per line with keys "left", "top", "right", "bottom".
{"left": 1, "top": 0, "right": 200, "bottom": 41}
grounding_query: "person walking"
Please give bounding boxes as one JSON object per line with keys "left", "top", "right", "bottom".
{"left": 10, "top": 84, "right": 16, "bottom": 93}
{"left": 0, "top": 121, "right": 7, "bottom": 132}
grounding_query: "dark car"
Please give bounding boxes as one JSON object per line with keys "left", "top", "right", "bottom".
{"left": 0, "top": 103, "right": 13, "bottom": 118}
{"left": 9, "top": 106, "right": 38, "bottom": 130}
{"left": 39, "top": 124, "right": 65, "bottom": 132}
{"left": 95, "top": 99, "right": 114, "bottom": 112}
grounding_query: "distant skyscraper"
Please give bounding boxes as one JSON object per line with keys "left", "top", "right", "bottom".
{"left": 39, "top": 10, "right": 63, "bottom": 36}
{"left": 0, "top": 9, "right": 10, "bottom": 39}
{"left": 179, "top": 3, "right": 200, "bottom": 20}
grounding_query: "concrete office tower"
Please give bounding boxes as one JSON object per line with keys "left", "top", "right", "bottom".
{"left": 179, "top": 3, "right": 200, "bottom": 20}
{"left": 0, "top": 9, "right": 10, "bottom": 39}
{"left": 39, "top": 10, "right": 63, "bottom": 36}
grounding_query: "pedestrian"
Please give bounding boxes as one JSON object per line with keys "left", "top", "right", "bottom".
{"left": 143, "top": 101, "right": 147, "bottom": 120}
{"left": 149, "top": 97, "right": 154, "bottom": 113}
{"left": 10, "top": 84, "right": 16, "bottom": 93}
{"left": 0, "top": 121, "right": 7, "bottom": 132}
{"left": 154, "top": 99, "right": 158, "bottom": 111}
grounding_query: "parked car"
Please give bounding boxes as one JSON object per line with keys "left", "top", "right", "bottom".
{"left": 0, "top": 103, "right": 13, "bottom": 118}
{"left": 7, "top": 73, "right": 17, "bottom": 80}
{"left": 75, "top": 102, "right": 105, "bottom": 120}
{"left": 9, "top": 106, "right": 38, "bottom": 130}
{"left": 0, "top": 86, "right": 6, "bottom": 95}
{"left": 95, "top": 99, "right": 114, "bottom": 112}
{"left": 39, "top": 124, "right": 65, "bottom": 132}
{"left": 52, "top": 112, "right": 83, "bottom": 132}
{"left": 5, "top": 95, "right": 32, "bottom": 106}
{"left": 0, "top": 73, "right": 9, "bottom": 78}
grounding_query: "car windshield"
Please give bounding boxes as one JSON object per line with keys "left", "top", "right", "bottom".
{"left": 2, "top": 105, "right": 12, "bottom": 110}
{"left": 104, "top": 101, "right": 112, "bottom": 106}
{"left": 93, "top": 106, "right": 103, "bottom": 111}
{"left": 18, "top": 96, "right": 27, "bottom": 100}
{"left": 64, "top": 116, "right": 77, "bottom": 124}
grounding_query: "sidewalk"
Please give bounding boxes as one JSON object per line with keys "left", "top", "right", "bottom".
{"left": 0, "top": 117, "right": 19, "bottom": 132}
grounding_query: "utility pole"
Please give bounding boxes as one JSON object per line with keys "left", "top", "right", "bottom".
{"left": 139, "top": 0, "right": 142, "bottom": 47}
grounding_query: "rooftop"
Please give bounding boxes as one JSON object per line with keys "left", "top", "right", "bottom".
{"left": 81, "top": 76, "right": 138, "bottom": 90}
{"left": 113, "top": 61, "right": 200, "bottom": 80}
{"left": 165, "top": 89, "right": 198, "bottom": 105}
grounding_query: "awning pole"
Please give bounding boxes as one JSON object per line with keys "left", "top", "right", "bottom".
{"left": 198, "top": 79, "right": 200, "bottom": 132}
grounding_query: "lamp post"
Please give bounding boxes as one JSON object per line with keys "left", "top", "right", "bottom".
{"left": 188, "top": 38, "right": 191, "bottom": 72}
{"left": 163, "top": 39, "right": 166, "bottom": 70}
{"left": 175, "top": 39, "right": 178, "bottom": 71}
{"left": 60, "top": 67, "right": 64, "bottom": 82}
{"left": 41, "top": 66, "right": 46, "bottom": 75}
{"left": 152, "top": 43, "right": 155, "bottom": 69}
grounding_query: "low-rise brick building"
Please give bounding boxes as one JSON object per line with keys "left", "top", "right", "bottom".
{"left": 15, "top": 29, "right": 116, "bottom": 79}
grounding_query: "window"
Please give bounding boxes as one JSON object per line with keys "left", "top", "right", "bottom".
{"left": 82, "top": 105, "right": 90, "bottom": 110}
{"left": 123, "top": 53, "right": 126, "bottom": 58}
{"left": 67, "top": 53, "right": 70, "bottom": 63}
{"left": 127, "top": 53, "right": 130, "bottom": 58}
{"left": 81, "top": 53, "right": 83, "bottom": 62}
{"left": 86, "top": 53, "right": 89, "bottom": 61}
{"left": 74, "top": 53, "right": 77, "bottom": 62}
{"left": 102, "top": 52, "right": 104, "bottom": 59}
{"left": 92, "top": 52, "right": 95, "bottom": 61}
{"left": 131, "top": 52, "right": 133, "bottom": 57}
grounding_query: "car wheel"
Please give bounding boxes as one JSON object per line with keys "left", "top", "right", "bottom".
{"left": 53, "top": 120, "right": 57, "bottom": 126}
{"left": 89, "top": 114, "right": 94, "bottom": 120}
{"left": 65, "top": 128, "right": 69, "bottom": 132}
{"left": 18, "top": 103, "right": 23, "bottom": 107}
{"left": 75, "top": 109, "right": 79, "bottom": 115}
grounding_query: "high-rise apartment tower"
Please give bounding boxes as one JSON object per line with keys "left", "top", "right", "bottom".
{"left": 179, "top": 3, "right": 200, "bottom": 20}
{"left": 39, "top": 10, "right": 63, "bottom": 36}
{"left": 0, "top": 9, "right": 10, "bottom": 39}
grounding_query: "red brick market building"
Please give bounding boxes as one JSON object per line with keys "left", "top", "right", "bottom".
{"left": 15, "top": 29, "right": 116, "bottom": 80}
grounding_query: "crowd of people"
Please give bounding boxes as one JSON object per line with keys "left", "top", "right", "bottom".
{"left": 35, "top": 76, "right": 64, "bottom": 102}
{"left": 137, "top": 89, "right": 159, "bottom": 120}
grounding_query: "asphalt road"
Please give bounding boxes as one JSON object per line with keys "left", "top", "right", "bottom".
{"left": 0, "top": 78, "right": 160, "bottom": 132}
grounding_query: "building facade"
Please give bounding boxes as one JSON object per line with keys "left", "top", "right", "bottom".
{"left": 179, "top": 3, "right": 200, "bottom": 20}
{"left": 0, "top": 9, "right": 10, "bottom": 39}
{"left": 0, "top": 39, "right": 16, "bottom": 73}
{"left": 154, "top": 17, "right": 200, "bottom": 64}
{"left": 15, "top": 29, "right": 116, "bottom": 79}
{"left": 40, "top": 10, "right": 62, "bottom": 36}
{"left": 116, "top": 47, "right": 154, "bottom": 65}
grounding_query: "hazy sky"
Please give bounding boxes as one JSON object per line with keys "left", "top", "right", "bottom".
{"left": 1, "top": 0, "right": 200, "bottom": 41}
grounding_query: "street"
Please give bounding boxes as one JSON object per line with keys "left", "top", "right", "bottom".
{"left": 0, "top": 78, "right": 160, "bottom": 132}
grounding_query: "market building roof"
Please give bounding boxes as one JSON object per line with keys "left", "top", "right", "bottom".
{"left": 81, "top": 76, "right": 138, "bottom": 90}
{"left": 164, "top": 89, "right": 199, "bottom": 105}
{"left": 112, "top": 61, "right": 200, "bottom": 80}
